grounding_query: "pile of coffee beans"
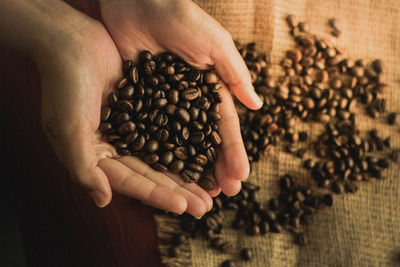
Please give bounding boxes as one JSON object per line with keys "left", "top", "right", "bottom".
{"left": 161, "top": 15, "right": 400, "bottom": 266}
{"left": 99, "top": 51, "right": 223, "bottom": 189}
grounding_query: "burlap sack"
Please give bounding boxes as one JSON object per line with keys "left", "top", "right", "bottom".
{"left": 155, "top": 0, "right": 400, "bottom": 266}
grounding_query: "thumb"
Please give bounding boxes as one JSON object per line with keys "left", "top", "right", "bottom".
{"left": 211, "top": 30, "right": 263, "bottom": 110}
{"left": 43, "top": 120, "right": 112, "bottom": 207}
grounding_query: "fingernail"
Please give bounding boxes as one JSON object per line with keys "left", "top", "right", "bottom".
{"left": 249, "top": 86, "right": 263, "bottom": 108}
{"left": 89, "top": 190, "right": 107, "bottom": 208}
{"left": 194, "top": 215, "right": 203, "bottom": 220}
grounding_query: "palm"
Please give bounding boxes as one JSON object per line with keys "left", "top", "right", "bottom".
{"left": 71, "top": 21, "right": 214, "bottom": 217}
{"left": 100, "top": 0, "right": 254, "bottom": 200}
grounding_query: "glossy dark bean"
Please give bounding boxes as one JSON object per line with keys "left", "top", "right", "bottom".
{"left": 182, "top": 88, "right": 200, "bottom": 101}
{"left": 180, "top": 126, "right": 189, "bottom": 141}
{"left": 186, "top": 163, "right": 204, "bottom": 173}
{"left": 144, "top": 140, "right": 159, "bottom": 153}
{"left": 152, "top": 163, "right": 168, "bottom": 172}
{"left": 100, "top": 107, "right": 111, "bottom": 121}
{"left": 108, "top": 92, "right": 118, "bottom": 107}
{"left": 175, "top": 108, "right": 190, "bottom": 123}
{"left": 206, "top": 147, "right": 217, "bottom": 162}
{"left": 143, "top": 154, "right": 159, "bottom": 164}
{"left": 174, "top": 146, "right": 189, "bottom": 160}
{"left": 189, "top": 131, "right": 204, "bottom": 144}
{"left": 198, "top": 177, "right": 214, "bottom": 191}
{"left": 181, "top": 169, "right": 200, "bottom": 182}
{"left": 159, "top": 151, "right": 174, "bottom": 166}
{"left": 99, "top": 122, "right": 112, "bottom": 132}
{"left": 131, "top": 135, "right": 145, "bottom": 151}
{"left": 210, "top": 131, "right": 222, "bottom": 145}
{"left": 169, "top": 160, "right": 185, "bottom": 173}
{"left": 118, "top": 121, "right": 136, "bottom": 134}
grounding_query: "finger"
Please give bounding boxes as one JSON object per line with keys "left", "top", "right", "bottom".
{"left": 216, "top": 85, "right": 250, "bottom": 181}
{"left": 211, "top": 32, "right": 262, "bottom": 110}
{"left": 99, "top": 158, "right": 187, "bottom": 215}
{"left": 117, "top": 156, "right": 207, "bottom": 217}
{"left": 44, "top": 122, "right": 112, "bottom": 208}
{"left": 162, "top": 171, "right": 213, "bottom": 213}
{"left": 215, "top": 148, "right": 242, "bottom": 196}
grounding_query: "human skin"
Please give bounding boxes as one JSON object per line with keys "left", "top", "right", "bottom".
{"left": 0, "top": 0, "right": 261, "bottom": 218}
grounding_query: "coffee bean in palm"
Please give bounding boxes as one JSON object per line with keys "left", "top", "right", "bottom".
{"left": 198, "top": 177, "right": 215, "bottom": 191}
{"left": 100, "top": 107, "right": 112, "bottom": 122}
{"left": 143, "top": 154, "right": 159, "bottom": 165}
{"left": 131, "top": 135, "right": 145, "bottom": 151}
{"left": 118, "top": 121, "right": 136, "bottom": 134}
{"left": 174, "top": 146, "right": 189, "bottom": 160}
{"left": 108, "top": 92, "right": 118, "bottom": 107}
{"left": 153, "top": 98, "right": 167, "bottom": 108}
{"left": 99, "top": 122, "right": 112, "bottom": 132}
{"left": 190, "top": 131, "right": 205, "bottom": 144}
{"left": 181, "top": 169, "right": 200, "bottom": 183}
{"left": 175, "top": 108, "right": 190, "bottom": 123}
{"left": 180, "top": 126, "right": 189, "bottom": 141}
{"left": 152, "top": 163, "right": 168, "bottom": 172}
{"left": 169, "top": 160, "right": 184, "bottom": 173}
{"left": 194, "top": 154, "right": 208, "bottom": 166}
{"left": 209, "top": 131, "right": 222, "bottom": 145}
{"left": 182, "top": 88, "right": 199, "bottom": 101}
{"left": 186, "top": 163, "right": 204, "bottom": 173}
{"left": 155, "top": 113, "right": 169, "bottom": 127}
{"left": 206, "top": 147, "right": 217, "bottom": 162}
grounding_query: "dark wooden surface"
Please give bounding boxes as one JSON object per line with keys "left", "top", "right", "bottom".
{"left": 0, "top": 1, "right": 162, "bottom": 266}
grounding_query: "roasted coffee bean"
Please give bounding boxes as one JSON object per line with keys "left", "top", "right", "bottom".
{"left": 181, "top": 169, "right": 200, "bottom": 182}
{"left": 240, "top": 248, "right": 252, "bottom": 261}
{"left": 186, "top": 163, "right": 204, "bottom": 173}
{"left": 175, "top": 108, "right": 191, "bottom": 123}
{"left": 210, "top": 131, "right": 222, "bottom": 145}
{"left": 169, "top": 160, "right": 185, "bottom": 173}
{"left": 172, "top": 233, "right": 187, "bottom": 246}
{"left": 100, "top": 107, "right": 112, "bottom": 122}
{"left": 388, "top": 112, "right": 398, "bottom": 125}
{"left": 174, "top": 146, "right": 189, "bottom": 160}
{"left": 118, "top": 100, "right": 134, "bottom": 113}
{"left": 206, "top": 147, "right": 217, "bottom": 162}
{"left": 143, "top": 154, "right": 159, "bottom": 164}
{"left": 131, "top": 135, "right": 145, "bottom": 151}
{"left": 108, "top": 92, "right": 118, "bottom": 107}
{"left": 152, "top": 163, "right": 168, "bottom": 172}
{"left": 190, "top": 131, "right": 205, "bottom": 144}
{"left": 129, "top": 66, "right": 139, "bottom": 84}
{"left": 155, "top": 128, "right": 169, "bottom": 142}
{"left": 180, "top": 126, "right": 190, "bottom": 141}
{"left": 99, "top": 122, "right": 112, "bottom": 132}
{"left": 372, "top": 59, "right": 383, "bottom": 73}
{"left": 194, "top": 154, "right": 208, "bottom": 166}
{"left": 182, "top": 88, "right": 200, "bottom": 101}
{"left": 295, "top": 233, "right": 307, "bottom": 246}
{"left": 221, "top": 260, "right": 236, "bottom": 267}
{"left": 331, "top": 181, "right": 344, "bottom": 194}
{"left": 168, "top": 89, "right": 179, "bottom": 104}
{"left": 155, "top": 113, "right": 169, "bottom": 127}
{"left": 118, "top": 121, "right": 136, "bottom": 134}
{"left": 158, "top": 151, "right": 173, "bottom": 166}
{"left": 125, "top": 131, "right": 139, "bottom": 144}
{"left": 198, "top": 177, "right": 215, "bottom": 191}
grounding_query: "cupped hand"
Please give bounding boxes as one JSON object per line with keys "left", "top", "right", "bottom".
{"left": 37, "top": 6, "right": 213, "bottom": 217}
{"left": 100, "top": 0, "right": 263, "bottom": 197}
